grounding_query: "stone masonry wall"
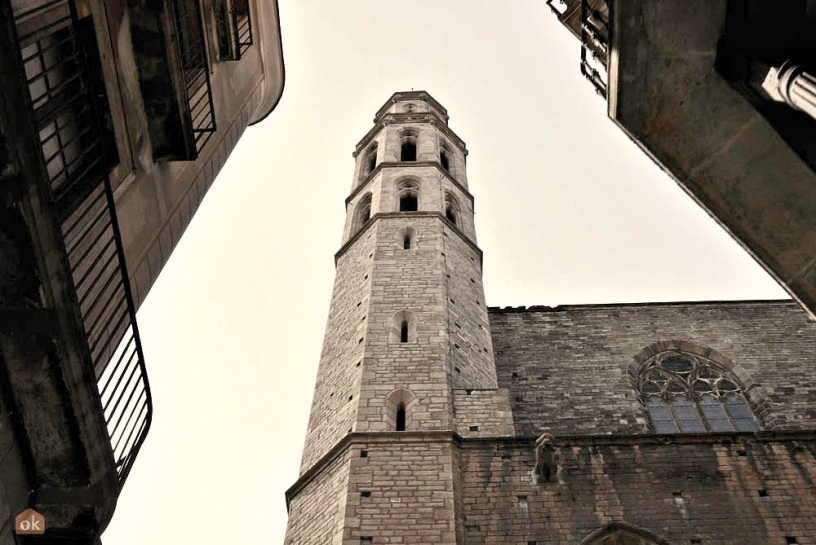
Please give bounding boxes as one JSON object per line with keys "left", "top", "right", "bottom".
{"left": 460, "top": 437, "right": 816, "bottom": 544}
{"left": 286, "top": 448, "right": 351, "bottom": 545}
{"left": 357, "top": 216, "right": 453, "bottom": 432}
{"left": 489, "top": 301, "right": 816, "bottom": 438}
{"left": 300, "top": 225, "right": 376, "bottom": 473}
{"left": 341, "top": 435, "right": 459, "bottom": 545}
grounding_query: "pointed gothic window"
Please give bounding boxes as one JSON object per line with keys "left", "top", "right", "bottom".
{"left": 636, "top": 351, "right": 759, "bottom": 434}
{"left": 353, "top": 193, "right": 373, "bottom": 233}
{"left": 440, "top": 142, "right": 451, "bottom": 172}
{"left": 397, "top": 181, "right": 420, "bottom": 212}
{"left": 444, "top": 192, "right": 460, "bottom": 226}
{"left": 364, "top": 145, "right": 377, "bottom": 177}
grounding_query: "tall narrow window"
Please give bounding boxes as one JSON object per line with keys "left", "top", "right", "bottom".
{"left": 637, "top": 351, "right": 760, "bottom": 434}
{"left": 403, "top": 234, "right": 411, "bottom": 249}
{"left": 400, "top": 321, "right": 409, "bottom": 342}
{"left": 401, "top": 139, "right": 417, "bottom": 161}
{"left": 440, "top": 143, "right": 451, "bottom": 172}
{"left": 397, "top": 181, "right": 420, "bottom": 212}
{"left": 353, "top": 193, "right": 373, "bottom": 233}
{"left": 396, "top": 404, "right": 406, "bottom": 431}
{"left": 445, "top": 192, "right": 460, "bottom": 226}
{"left": 367, "top": 150, "right": 377, "bottom": 174}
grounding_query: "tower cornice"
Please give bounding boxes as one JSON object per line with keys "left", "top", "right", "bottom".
{"left": 346, "top": 162, "right": 474, "bottom": 209}
{"left": 353, "top": 114, "right": 467, "bottom": 157}
{"left": 334, "top": 211, "right": 483, "bottom": 267}
{"left": 372, "top": 90, "right": 449, "bottom": 124}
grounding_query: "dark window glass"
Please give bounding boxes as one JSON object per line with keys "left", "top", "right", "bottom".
{"left": 400, "top": 321, "right": 409, "bottom": 343}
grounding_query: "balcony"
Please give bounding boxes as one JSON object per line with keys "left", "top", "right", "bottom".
{"left": 217, "top": 0, "right": 253, "bottom": 61}
{"left": 1, "top": 0, "right": 152, "bottom": 534}
{"left": 546, "top": 0, "right": 610, "bottom": 98}
{"left": 128, "top": 0, "right": 216, "bottom": 160}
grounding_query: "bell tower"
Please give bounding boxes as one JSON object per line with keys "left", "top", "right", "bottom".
{"left": 285, "top": 91, "right": 514, "bottom": 544}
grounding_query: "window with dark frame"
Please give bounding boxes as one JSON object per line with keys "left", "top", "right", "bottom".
{"left": 637, "top": 352, "right": 760, "bottom": 434}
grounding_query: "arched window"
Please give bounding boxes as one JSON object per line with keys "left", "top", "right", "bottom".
{"left": 580, "top": 522, "right": 668, "bottom": 545}
{"left": 353, "top": 193, "right": 373, "bottom": 233}
{"left": 439, "top": 143, "right": 451, "bottom": 172}
{"left": 397, "top": 181, "right": 420, "bottom": 212}
{"left": 397, "top": 226, "right": 417, "bottom": 250}
{"left": 363, "top": 144, "right": 377, "bottom": 178}
{"left": 391, "top": 310, "right": 417, "bottom": 343}
{"left": 386, "top": 389, "right": 417, "bottom": 431}
{"left": 444, "top": 192, "right": 460, "bottom": 226}
{"left": 400, "top": 131, "right": 418, "bottom": 162}
{"left": 636, "top": 351, "right": 759, "bottom": 434}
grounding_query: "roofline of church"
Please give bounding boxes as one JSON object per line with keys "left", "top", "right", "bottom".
{"left": 488, "top": 299, "right": 797, "bottom": 314}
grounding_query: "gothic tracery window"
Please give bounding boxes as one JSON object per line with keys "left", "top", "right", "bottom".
{"left": 637, "top": 351, "right": 759, "bottom": 434}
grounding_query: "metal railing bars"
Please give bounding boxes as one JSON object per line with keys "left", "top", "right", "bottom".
{"left": 11, "top": 0, "right": 152, "bottom": 488}
{"left": 579, "top": 0, "right": 609, "bottom": 98}
{"left": 231, "top": 0, "right": 252, "bottom": 57}
{"left": 171, "top": 0, "right": 216, "bottom": 154}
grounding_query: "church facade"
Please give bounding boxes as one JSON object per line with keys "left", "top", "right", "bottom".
{"left": 284, "top": 91, "right": 816, "bottom": 544}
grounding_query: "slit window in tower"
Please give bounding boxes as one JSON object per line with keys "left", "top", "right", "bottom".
{"left": 400, "top": 194, "right": 418, "bottom": 211}
{"left": 396, "top": 404, "right": 406, "bottom": 431}
{"left": 401, "top": 139, "right": 417, "bottom": 161}
{"left": 400, "top": 321, "right": 409, "bottom": 342}
{"left": 440, "top": 149, "right": 450, "bottom": 171}
{"left": 403, "top": 234, "right": 411, "bottom": 249}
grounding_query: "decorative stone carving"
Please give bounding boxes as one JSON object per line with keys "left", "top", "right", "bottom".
{"left": 532, "top": 433, "right": 560, "bottom": 484}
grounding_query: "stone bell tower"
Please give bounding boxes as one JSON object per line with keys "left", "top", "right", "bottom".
{"left": 285, "top": 91, "right": 514, "bottom": 544}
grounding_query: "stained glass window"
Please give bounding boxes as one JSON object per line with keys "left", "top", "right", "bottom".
{"left": 638, "top": 352, "right": 759, "bottom": 434}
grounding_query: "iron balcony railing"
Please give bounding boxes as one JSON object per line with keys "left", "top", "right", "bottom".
{"left": 232, "top": 0, "right": 253, "bottom": 58}
{"left": 579, "top": 0, "right": 610, "bottom": 98}
{"left": 216, "top": 0, "right": 253, "bottom": 61}
{"left": 12, "top": 0, "right": 152, "bottom": 487}
{"left": 171, "top": 0, "right": 217, "bottom": 154}
{"left": 545, "top": 0, "right": 610, "bottom": 98}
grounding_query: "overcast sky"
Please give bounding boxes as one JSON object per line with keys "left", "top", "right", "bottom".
{"left": 104, "top": 1, "right": 787, "bottom": 543}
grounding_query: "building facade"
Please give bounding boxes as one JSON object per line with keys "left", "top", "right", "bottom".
{"left": 285, "top": 92, "right": 816, "bottom": 544}
{"left": 0, "top": 0, "right": 283, "bottom": 540}
{"left": 546, "top": 0, "right": 816, "bottom": 322}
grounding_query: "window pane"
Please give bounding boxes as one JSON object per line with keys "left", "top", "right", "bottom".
{"left": 647, "top": 398, "right": 679, "bottom": 433}
{"left": 699, "top": 397, "right": 734, "bottom": 432}
{"left": 725, "top": 396, "right": 759, "bottom": 431}
{"left": 673, "top": 398, "right": 705, "bottom": 433}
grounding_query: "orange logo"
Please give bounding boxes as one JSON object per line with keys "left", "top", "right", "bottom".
{"left": 15, "top": 509, "right": 45, "bottom": 535}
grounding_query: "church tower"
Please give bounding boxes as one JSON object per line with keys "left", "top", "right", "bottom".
{"left": 285, "top": 91, "right": 514, "bottom": 544}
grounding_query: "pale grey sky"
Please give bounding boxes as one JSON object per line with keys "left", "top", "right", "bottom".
{"left": 104, "top": 1, "right": 787, "bottom": 543}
